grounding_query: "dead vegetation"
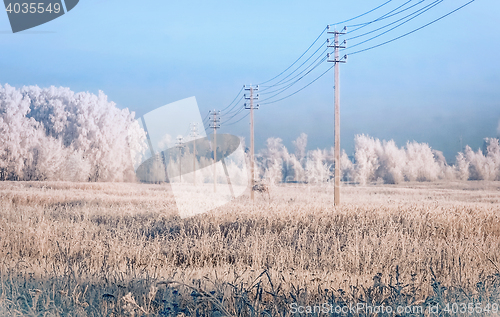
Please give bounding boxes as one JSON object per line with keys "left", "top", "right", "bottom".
{"left": 0, "top": 181, "right": 499, "bottom": 316}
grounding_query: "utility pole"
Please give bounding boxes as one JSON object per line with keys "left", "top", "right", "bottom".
{"left": 244, "top": 85, "right": 259, "bottom": 200}
{"left": 209, "top": 110, "right": 221, "bottom": 192}
{"left": 176, "top": 136, "right": 185, "bottom": 183}
{"left": 190, "top": 122, "right": 198, "bottom": 186}
{"left": 327, "top": 25, "right": 347, "bottom": 206}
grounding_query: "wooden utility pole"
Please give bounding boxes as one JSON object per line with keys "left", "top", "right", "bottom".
{"left": 176, "top": 136, "right": 185, "bottom": 183}
{"left": 327, "top": 26, "right": 346, "bottom": 206}
{"left": 209, "top": 110, "right": 220, "bottom": 192}
{"left": 245, "top": 85, "right": 259, "bottom": 200}
{"left": 190, "top": 123, "right": 198, "bottom": 186}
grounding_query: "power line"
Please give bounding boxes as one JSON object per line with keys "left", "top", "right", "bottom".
{"left": 259, "top": 54, "right": 329, "bottom": 103}
{"left": 347, "top": 0, "right": 420, "bottom": 28}
{"left": 257, "top": 27, "right": 327, "bottom": 86}
{"left": 328, "top": 0, "right": 394, "bottom": 26}
{"left": 222, "top": 106, "right": 245, "bottom": 124}
{"left": 224, "top": 112, "right": 249, "bottom": 126}
{"left": 220, "top": 95, "right": 244, "bottom": 117}
{"left": 213, "top": 0, "right": 475, "bottom": 128}
{"left": 260, "top": 47, "right": 329, "bottom": 94}
{"left": 214, "top": 3, "right": 396, "bottom": 116}
{"left": 202, "top": 118, "right": 211, "bottom": 129}
{"left": 260, "top": 46, "right": 329, "bottom": 93}
{"left": 202, "top": 111, "right": 210, "bottom": 123}
{"left": 259, "top": 41, "right": 327, "bottom": 93}
{"left": 260, "top": 63, "right": 334, "bottom": 105}
{"left": 221, "top": 86, "right": 244, "bottom": 112}
{"left": 345, "top": 0, "right": 443, "bottom": 43}
{"left": 348, "top": 0, "right": 476, "bottom": 56}
{"left": 345, "top": 0, "right": 423, "bottom": 37}
{"left": 209, "top": 29, "right": 327, "bottom": 131}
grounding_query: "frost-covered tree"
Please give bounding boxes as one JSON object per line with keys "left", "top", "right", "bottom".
{"left": 128, "top": 120, "right": 148, "bottom": 171}
{"left": 353, "top": 134, "right": 381, "bottom": 185}
{"left": 28, "top": 133, "right": 68, "bottom": 181}
{"left": 243, "top": 132, "right": 500, "bottom": 186}
{"left": 284, "top": 155, "right": 304, "bottom": 183}
{"left": 455, "top": 152, "right": 470, "bottom": 181}
{"left": 305, "top": 149, "right": 330, "bottom": 184}
{"left": 224, "top": 137, "right": 248, "bottom": 187}
{"left": 404, "top": 141, "right": 442, "bottom": 182}
{"left": 464, "top": 146, "right": 489, "bottom": 180}
{"left": 259, "top": 137, "right": 288, "bottom": 185}
{"left": 293, "top": 133, "right": 307, "bottom": 163}
{"left": 0, "top": 85, "right": 38, "bottom": 180}
{"left": 378, "top": 140, "right": 406, "bottom": 184}
{"left": 463, "top": 138, "right": 500, "bottom": 181}
{"left": 63, "top": 150, "right": 92, "bottom": 182}
{"left": 0, "top": 84, "right": 147, "bottom": 182}
{"left": 340, "top": 150, "right": 354, "bottom": 182}
{"left": 351, "top": 135, "right": 452, "bottom": 184}
{"left": 484, "top": 138, "right": 500, "bottom": 181}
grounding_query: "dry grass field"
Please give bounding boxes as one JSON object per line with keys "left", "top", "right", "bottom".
{"left": 0, "top": 181, "right": 499, "bottom": 316}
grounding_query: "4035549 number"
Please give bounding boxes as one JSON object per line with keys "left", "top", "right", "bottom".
{"left": 5, "top": 3, "right": 61, "bottom": 14}
{"left": 443, "top": 303, "right": 499, "bottom": 314}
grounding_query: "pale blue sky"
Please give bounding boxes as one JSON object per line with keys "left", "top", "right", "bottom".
{"left": 1, "top": 0, "right": 499, "bottom": 161}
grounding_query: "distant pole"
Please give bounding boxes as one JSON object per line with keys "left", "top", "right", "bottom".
{"left": 176, "top": 136, "right": 185, "bottom": 183}
{"left": 245, "top": 85, "right": 259, "bottom": 200}
{"left": 327, "top": 25, "right": 346, "bottom": 206}
{"left": 209, "top": 110, "right": 221, "bottom": 192}
{"left": 190, "top": 123, "right": 198, "bottom": 186}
